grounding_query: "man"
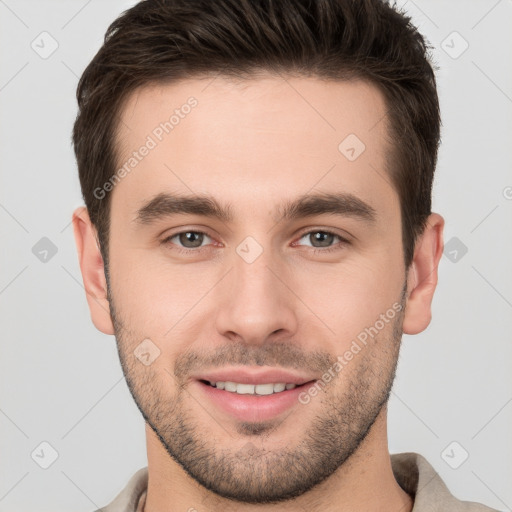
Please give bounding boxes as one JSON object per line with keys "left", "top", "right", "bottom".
{"left": 71, "top": 0, "right": 498, "bottom": 511}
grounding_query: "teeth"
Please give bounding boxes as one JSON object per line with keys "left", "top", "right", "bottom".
{"left": 209, "top": 381, "right": 297, "bottom": 395}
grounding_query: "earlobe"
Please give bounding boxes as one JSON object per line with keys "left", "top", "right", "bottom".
{"left": 72, "top": 207, "right": 115, "bottom": 335}
{"left": 402, "top": 213, "right": 445, "bottom": 335}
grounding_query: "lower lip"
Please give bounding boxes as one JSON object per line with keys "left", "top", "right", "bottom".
{"left": 194, "top": 380, "right": 316, "bottom": 423}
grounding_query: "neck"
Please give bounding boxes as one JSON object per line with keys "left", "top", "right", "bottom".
{"left": 143, "top": 406, "right": 413, "bottom": 512}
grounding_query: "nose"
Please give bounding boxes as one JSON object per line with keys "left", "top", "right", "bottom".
{"left": 214, "top": 247, "right": 299, "bottom": 345}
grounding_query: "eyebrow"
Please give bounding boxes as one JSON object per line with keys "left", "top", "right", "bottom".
{"left": 135, "top": 191, "right": 377, "bottom": 225}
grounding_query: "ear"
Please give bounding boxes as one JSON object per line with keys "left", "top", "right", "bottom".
{"left": 72, "top": 207, "right": 115, "bottom": 335}
{"left": 402, "top": 213, "right": 445, "bottom": 335}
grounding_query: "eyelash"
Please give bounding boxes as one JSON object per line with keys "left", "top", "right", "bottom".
{"left": 161, "top": 228, "right": 350, "bottom": 256}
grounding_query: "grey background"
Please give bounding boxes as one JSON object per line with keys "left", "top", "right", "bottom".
{"left": 1, "top": 0, "right": 511, "bottom": 510}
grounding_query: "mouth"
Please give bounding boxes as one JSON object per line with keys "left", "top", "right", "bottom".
{"left": 198, "top": 379, "right": 315, "bottom": 395}
{"left": 195, "top": 378, "right": 317, "bottom": 423}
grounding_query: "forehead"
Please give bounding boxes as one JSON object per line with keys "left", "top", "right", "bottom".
{"left": 112, "top": 74, "right": 397, "bottom": 225}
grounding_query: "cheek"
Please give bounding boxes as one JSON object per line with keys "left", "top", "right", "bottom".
{"left": 290, "top": 252, "right": 402, "bottom": 347}
{"left": 109, "top": 253, "right": 221, "bottom": 337}
{"left": 109, "top": 227, "right": 404, "bottom": 345}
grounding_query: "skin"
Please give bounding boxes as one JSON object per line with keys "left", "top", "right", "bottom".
{"left": 73, "top": 74, "right": 444, "bottom": 512}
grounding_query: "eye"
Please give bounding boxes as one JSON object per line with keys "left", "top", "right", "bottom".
{"left": 161, "top": 228, "right": 350, "bottom": 255}
{"left": 163, "top": 230, "right": 214, "bottom": 252}
{"left": 293, "top": 230, "right": 350, "bottom": 253}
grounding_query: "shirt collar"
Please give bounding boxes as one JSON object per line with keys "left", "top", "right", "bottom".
{"left": 108, "top": 452, "right": 492, "bottom": 512}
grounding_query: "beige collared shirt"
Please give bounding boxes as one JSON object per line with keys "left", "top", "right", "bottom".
{"left": 95, "top": 452, "right": 499, "bottom": 511}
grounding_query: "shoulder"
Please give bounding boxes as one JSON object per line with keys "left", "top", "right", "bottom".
{"left": 391, "top": 452, "right": 500, "bottom": 512}
{"left": 92, "top": 467, "right": 148, "bottom": 512}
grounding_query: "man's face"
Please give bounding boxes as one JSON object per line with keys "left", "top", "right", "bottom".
{"left": 107, "top": 75, "right": 407, "bottom": 502}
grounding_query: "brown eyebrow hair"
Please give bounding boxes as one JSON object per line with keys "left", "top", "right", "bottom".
{"left": 135, "top": 191, "right": 377, "bottom": 226}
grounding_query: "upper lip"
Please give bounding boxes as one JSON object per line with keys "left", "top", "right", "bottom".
{"left": 193, "top": 367, "right": 317, "bottom": 386}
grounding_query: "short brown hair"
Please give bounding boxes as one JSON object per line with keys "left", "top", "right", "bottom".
{"left": 72, "top": 0, "right": 440, "bottom": 268}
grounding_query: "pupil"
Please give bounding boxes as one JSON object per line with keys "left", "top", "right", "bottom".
{"left": 181, "top": 232, "right": 203, "bottom": 248}
{"left": 313, "top": 231, "right": 332, "bottom": 247}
